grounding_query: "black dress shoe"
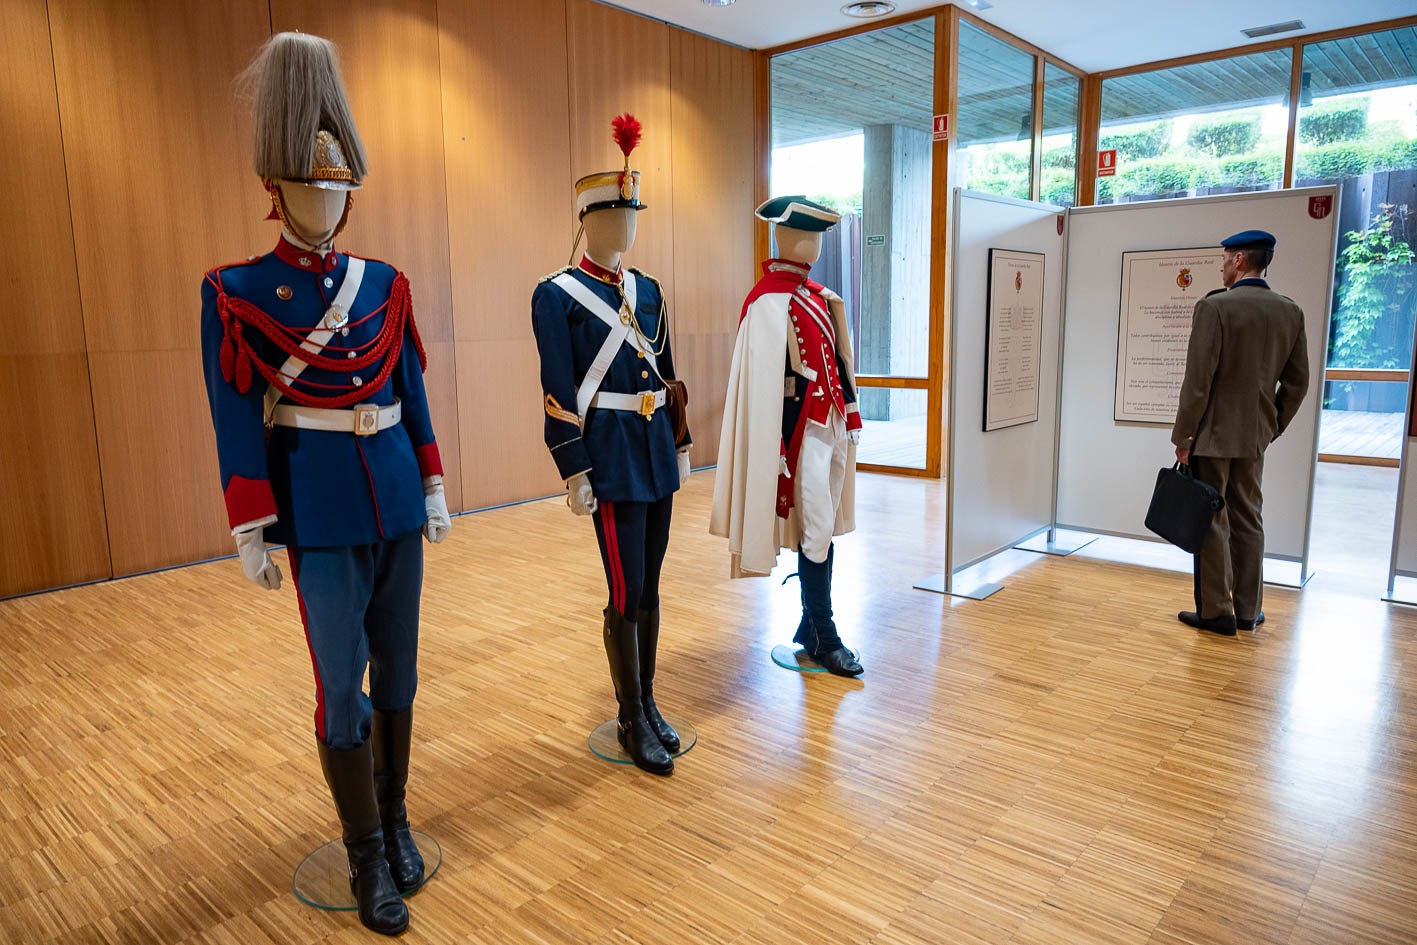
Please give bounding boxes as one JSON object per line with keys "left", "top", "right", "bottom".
{"left": 1237, "top": 612, "right": 1265, "bottom": 631}
{"left": 812, "top": 646, "right": 864, "bottom": 677}
{"left": 1178, "top": 611, "right": 1237, "bottom": 636}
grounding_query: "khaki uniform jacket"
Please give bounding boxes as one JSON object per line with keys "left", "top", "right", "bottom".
{"left": 1171, "top": 281, "right": 1310, "bottom": 459}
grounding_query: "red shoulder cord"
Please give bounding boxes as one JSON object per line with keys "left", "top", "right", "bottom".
{"left": 212, "top": 272, "right": 426, "bottom": 407}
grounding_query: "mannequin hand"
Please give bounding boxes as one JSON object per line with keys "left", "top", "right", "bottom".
{"left": 567, "top": 472, "right": 598, "bottom": 516}
{"left": 677, "top": 448, "right": 691, "bottom": 487}
{"left": 423, "top": 478, "right": 451, "bottom": 543}
{"left": 233, "top": 526, "right": 282, "bottom": 590}
{"left": 847, "top": 429, "right": 861, "bottom": 446}
{"left": 779, "top": 454, "right": 790, "bottom": 478}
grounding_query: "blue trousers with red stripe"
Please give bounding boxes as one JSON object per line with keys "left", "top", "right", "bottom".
{"left": 592, "top": 497, "right": 673, "bottom": 620}
{"left": 287, "top": 528, "right": 423, "bottom": 749}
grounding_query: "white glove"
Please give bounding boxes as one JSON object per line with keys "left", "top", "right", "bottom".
{"left": 567, "top": 472, "right": 598, "bottom": 516}
{"left": 423, "top": 477, "right": 451, "bottom": 543}
{"left": 233, "top": 525, "right": 282, "bottom": 590}
{"left": 779, "top": 454, "right": 791, "bottom": 478}
{"left": 847, "top": 428, "right": 861, "bottom": 446}
{"left": 677, "top": 448, "right": 691, "bottom": 487}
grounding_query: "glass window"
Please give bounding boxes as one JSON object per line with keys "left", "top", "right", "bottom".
{"left": 770, "top": 19, "right": 935, "bottom": 470}
{"left": 956, "top": 21, "right": 1035, "bottom": 200}
{"left": 1297, "top": 27, "right": 1417, "bottom": 462}
{"left": 1096, "top": 48, "right": 1292, "bottom": 204}
{"left": 1040, "top": 62, "right": 1079, "bottom": 207}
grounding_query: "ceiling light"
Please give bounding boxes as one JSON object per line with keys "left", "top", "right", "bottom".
{"left": 1242, "top": 19, "right": 1304, "bottom": 38}
{"left": 841, "top": 2, "right": 896, "bottom": 18}
{"left": 964, "top": 0, "right": 994, "bottom": 10}
{"left": 702, "top": 0, "right": 736, "bottom": 6}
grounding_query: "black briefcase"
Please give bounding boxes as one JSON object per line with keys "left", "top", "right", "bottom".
{"left": 1144, "top": 463, "right": 1224, "bottom": 554}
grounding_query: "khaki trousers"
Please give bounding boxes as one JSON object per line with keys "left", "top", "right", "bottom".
{"left": 1190, "top": 455, "right": 1265, "bottom": 621}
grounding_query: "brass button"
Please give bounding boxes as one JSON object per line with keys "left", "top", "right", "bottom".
{"left": 276, "top": 285, "right": 292, "bottom": 300}
{"left": 641, "top": 370, "right": 649, "bottom": 379}
{"left": 637, "top": 351, "right": 645, "bottom": 359}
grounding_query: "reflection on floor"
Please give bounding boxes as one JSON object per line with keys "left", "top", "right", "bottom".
{"left": 0, "top": 467, "right": 1414, "bottom": 944}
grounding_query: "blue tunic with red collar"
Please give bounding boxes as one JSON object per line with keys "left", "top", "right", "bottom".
{"left": 200, "top": 238, "right": 442, "bottom": 548}
{"left": 531, "top": 257, "right": 690, "bottom": 503}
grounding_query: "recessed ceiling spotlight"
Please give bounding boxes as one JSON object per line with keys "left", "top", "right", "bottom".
{"left": 841, "top": 1, "right": 897, "bottom": 18}
{"left": 702, "top": 0, "right": 736, "bottom": 6}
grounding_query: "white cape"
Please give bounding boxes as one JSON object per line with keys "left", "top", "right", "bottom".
{"left": 709, "top": 285, "right": 857, "bottom": 578}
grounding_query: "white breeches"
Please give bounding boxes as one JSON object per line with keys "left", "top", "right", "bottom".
{"left": 794, "top": 410, "right": 849, "bottom": 563}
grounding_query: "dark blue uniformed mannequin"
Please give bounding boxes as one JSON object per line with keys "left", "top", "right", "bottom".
{"left": 531, "top": 116, "right": 691, "bottom": 775}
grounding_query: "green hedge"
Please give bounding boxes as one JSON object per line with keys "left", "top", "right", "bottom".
{"left": 1042, "top": 145, "right": 1075, "bottom": 169}
{"left": 1298, "top": 102, "right": 1369, "bottom": 146}
{"left": 1100, "top": 121, "right": 1171, "bottom": 160}
{"left": 1296, "top": 138, "right": 1417, "bottom": 181}
{"left": 1187, "top": 114, "right": 1261, "bottom": 158}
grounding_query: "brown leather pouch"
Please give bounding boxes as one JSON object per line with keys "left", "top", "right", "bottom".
{"left": 664, "top": 378, "right": 689, "bottom": 443}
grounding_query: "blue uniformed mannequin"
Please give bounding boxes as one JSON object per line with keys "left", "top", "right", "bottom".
{"left": 531, "top": 114, "right": 691, "bottom": 775}
{"left": 200, "top": 33, "right": 448, "bottom": 935}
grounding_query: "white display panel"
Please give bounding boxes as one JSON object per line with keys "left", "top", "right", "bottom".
{"left": 985, "top": 248, "right": 1046, "bottom": 432}
{"left": 948, "top": 191, "right": 1065, "bottom": 578}
{"left": 1114, "top": 248, "right": 1224, "bottom": 423}
{"left": 1058, "top": 188, "right": 1338, "bottom": 562}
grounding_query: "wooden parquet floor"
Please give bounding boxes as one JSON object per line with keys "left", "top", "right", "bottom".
{"left": 1, "top": 470, "right": 1415, "bottom": 945}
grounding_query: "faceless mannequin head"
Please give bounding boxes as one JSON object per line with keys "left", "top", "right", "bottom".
{"left": 776, "top": 224, "right": 823, "bottom": 266}
{"left": 277, "top": 180, "right": 350, "bottom": 248}
{"left": 582, "top": 207, "right": 638, "bottom": 270}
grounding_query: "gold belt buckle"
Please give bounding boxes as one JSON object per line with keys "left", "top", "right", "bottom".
{"left": 639, "top": 391, "right": 657, "bottom": 419}
{"left": 354, "top": 403, "right": 379, "bottom": 436}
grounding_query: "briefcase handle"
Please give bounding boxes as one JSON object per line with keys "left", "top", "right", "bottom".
{"left": 1172, "top": 462, "right": 1225, "bottom": 512}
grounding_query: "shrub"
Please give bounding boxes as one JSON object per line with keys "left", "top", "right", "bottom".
{"left": 1040, "top": 168, "right": 1076, "bottom": 206}
{"left": 1295, "top": 142, "right": 1377, "bottom": 181}
{"left": 1330, "top": 205, "right": 1416, "bottom": 369}
{"left": 1187, "top": 113, "right": 1261, "bottom": 158}
{"left": 1042, "top": 145, "right": 1075, "bottom": 169}
{"left": 1100, "top": 121, "right": 1172, "bottom": 160}
{"left": 1299, "top": 101, "right": 1370, "bottom": 146}
{"left": 1213, "top": 151, "right": 1283, "bottom": 186}
{"left": 1115, "top": 157, "right": 1196, "bottom": 197}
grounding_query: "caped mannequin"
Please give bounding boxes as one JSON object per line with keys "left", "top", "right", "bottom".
{"left": 583, "top": 205, "right": 638, "bottom": 271}
{"left": 775, "top": 225, "right": 823, "bottom": 267}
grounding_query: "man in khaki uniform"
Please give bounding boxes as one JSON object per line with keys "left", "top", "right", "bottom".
{"left": 1172, "top": 229, "right": 1309, "bottom": 635}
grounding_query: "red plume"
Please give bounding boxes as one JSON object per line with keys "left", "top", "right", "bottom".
{"left": 611, "top": 113, "right": 642, "bottom": 160}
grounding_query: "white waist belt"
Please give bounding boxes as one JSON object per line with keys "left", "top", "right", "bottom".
{"left": 270, "top": 398, "right": 402, "bottom": 436}
{"left": 589, "top": 389, "right": 666, "bottom": 418}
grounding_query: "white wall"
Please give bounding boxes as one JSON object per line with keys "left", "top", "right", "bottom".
{"left": 1057, "top": 188, "right": 1338, "bottom": 561}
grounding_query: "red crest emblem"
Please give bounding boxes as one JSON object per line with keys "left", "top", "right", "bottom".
{"left": 1014, "top": 271, "right": 1023, "bottom": 292}
{"left": 1177, "top": 268, "right": 1193, "bottom": 290}
{"left": 1309, "top": 195, "right": 1333, "bottom": 219}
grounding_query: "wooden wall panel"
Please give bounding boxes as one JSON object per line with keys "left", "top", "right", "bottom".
{"left": 0, "top": 357, "right": 110, "bottom": 596}
{"left": 271, "top": 0, "right": 462, "bottom": 511}
{"left": 454, "top": 339, "right": 563, "bottom": 507}
{"left": 88, "top": 350, "right": 228, "bottom": 575}
{"left": 438, "top": 0, "right": 572, "bottom": 508}
{"left": 0, "top": 0, "right": 87, "bottom": 357}
{"left": 46, "top": 0, "right": 271, "bottom": 575}
{"left": 47, "top": 0, "right": 271, "bottom": 354}
{"left": 0, "top": 0, "right": 111, "bottom": 596}
{"left": 567, "top": 0, "right": 676, "bottom": 312}
{"left": 668, "top": 30, "right": 757, "bottom": 468}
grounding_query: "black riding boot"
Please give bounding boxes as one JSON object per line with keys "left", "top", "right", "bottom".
{"left": 372, "top": 707, "right": 425, "bottom": 893}
{"left": 636, "top": 607, "right": 680, "bottom": 752}
{"left": 797, "top": 545, "right": 863, "bottom": 677}
{"left": 317, "top": 740, "right": 410, "bottom": 936}
{"left": 602, "top": 606, "right": 674, "bottom": 775}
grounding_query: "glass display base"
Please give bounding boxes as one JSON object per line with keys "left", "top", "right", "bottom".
{"left": 588, "top": 715, "right": 698, "bottom": 764}
{"left": 771, "top": 643, "right": 862, "bottom": 673}
{"left": 292, "top": 830, "right": 441, "bottom": 910}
